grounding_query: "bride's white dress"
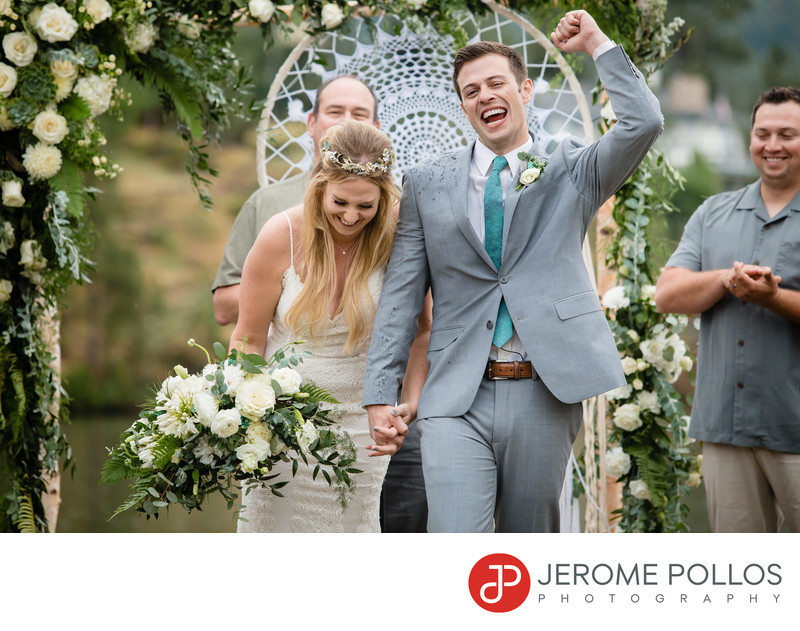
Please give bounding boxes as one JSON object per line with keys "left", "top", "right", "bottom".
{"left": 237, "top": 213, "right": 389, "bottom": 532}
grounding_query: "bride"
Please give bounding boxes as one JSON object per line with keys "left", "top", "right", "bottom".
{"left": 230, "top": 120, "right": 430, "bottom": 532}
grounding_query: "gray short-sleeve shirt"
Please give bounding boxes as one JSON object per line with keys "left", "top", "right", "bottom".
{"left": 666, "top": 180, "right": 800, "bottom": 453}
{"left": 212, "top": 172, "right": 308, "bottom": 291}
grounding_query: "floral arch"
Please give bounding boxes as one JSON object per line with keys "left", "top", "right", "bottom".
{"left": 0, "top": 0, "right": 695, "bottom": 533}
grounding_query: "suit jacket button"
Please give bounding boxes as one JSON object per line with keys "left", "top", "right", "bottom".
{"left": 499, "top": 276, "right": 508, "bottom": 284}
{"left": 486, "top": 321, "right": 494, "bottom": 330}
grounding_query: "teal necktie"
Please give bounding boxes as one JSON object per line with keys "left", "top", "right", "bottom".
{"left": 484, "top": 155, "right": 513, "bottom": 348}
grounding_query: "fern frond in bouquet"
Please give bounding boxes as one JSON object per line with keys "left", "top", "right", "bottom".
{"left": 101, "top": 340, "right": 360, "bottom": 520}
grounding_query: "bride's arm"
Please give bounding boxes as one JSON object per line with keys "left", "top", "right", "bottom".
{"left": 229, "top": 211, "right": 295, "bottom": 357}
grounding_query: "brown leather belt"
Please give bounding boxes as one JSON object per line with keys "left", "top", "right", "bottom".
{"left": 485, "top": 360, "right": 536, "bottom": 380}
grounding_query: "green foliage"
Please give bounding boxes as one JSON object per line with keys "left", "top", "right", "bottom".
{"left": 597, "top": 151, "right": 703, "bottom": 533}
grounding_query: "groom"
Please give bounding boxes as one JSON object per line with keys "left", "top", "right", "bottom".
{"left": 363, "top": 11, "right": 663, "bottom": 532}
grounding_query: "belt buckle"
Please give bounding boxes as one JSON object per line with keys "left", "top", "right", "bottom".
{"left": 487, "top": 360, "right": 509, "bottom": 380}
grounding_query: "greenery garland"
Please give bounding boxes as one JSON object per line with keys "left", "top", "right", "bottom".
{"left": 1, "top": 0, "right": 692, "bottom": 532}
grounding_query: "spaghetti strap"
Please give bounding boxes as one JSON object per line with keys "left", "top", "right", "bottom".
{"left": 282, "top": 211, "right": 294, "bottom": 267}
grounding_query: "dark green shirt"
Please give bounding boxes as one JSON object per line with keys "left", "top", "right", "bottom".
{"left": 666, "top": 180, "right": 800, "bottom": 453}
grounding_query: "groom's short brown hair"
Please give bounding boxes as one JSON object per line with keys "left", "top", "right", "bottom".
{"left": 452, "top": 41, "right": 527, "bottom": 101}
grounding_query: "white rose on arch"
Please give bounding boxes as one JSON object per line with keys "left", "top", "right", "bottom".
{"left": 606, "top": 445, "right": 632, "bottom": 480}
{"left": 125, "top": 22, "right": 158, "bottom": 54}
{"left": 612, "top": 402, "right": 643, "bottom": 432}
{"left": 2, "top": 32, "right": 38, "bottom": 67}
{"left": 32, "top": 110, "right": 69, "bottom": 144}
{"left": 84, "top": 0, "right": 113, "bottom": 24}
{"left": 249, "top": 0, "right": 276, "bottom": 23}
{"left": 0, "top": 62, "right": 17, "bottom": 97}
{"left": 35, "top": 3, "right": 79, "bottom": 43}
{"left": 629, "top": 479, "right": 651, "bottom": 501}
{"left": 602, "top": 285, "right": 630, "bottom": 310}
{"left": 2, "top": 179, "right": 25, "bottom": 207}
{"left": 0, "top": 279, "right": 13, "bottom": 303}
{"left": 320, "top": 3, "right": 344, "bottom": 29}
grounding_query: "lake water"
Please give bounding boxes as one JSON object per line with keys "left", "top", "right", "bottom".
{"left": 56, "top": 414, "right": 710, "bottom": 533}
{"left": 57, "top": 414, "right": 236, "bottom": 533}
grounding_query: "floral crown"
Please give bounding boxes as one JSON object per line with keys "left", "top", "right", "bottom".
{"left": 321, "top": 140, "right": 395, "bottom": 175}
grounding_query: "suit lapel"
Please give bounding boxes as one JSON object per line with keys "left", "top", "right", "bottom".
{"left": 447, "top": 143, "right": 497, "bottom": 270}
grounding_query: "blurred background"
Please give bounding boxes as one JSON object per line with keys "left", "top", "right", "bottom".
{"left": 55, "top": 0, "right": 800, "bottom": 532}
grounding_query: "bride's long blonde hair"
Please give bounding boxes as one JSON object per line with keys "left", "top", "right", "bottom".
{"left": 285, "top": 121, "right": 398, "bottom": 352}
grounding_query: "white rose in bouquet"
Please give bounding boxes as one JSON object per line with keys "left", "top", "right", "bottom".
{"left": 0, "top": 279, "right": 12, "bottom": 302}
{"left": 193, "top": 391, "right": 219, "bottom": 427}
{"left": 235, "top": 379, "right": 276, "bottom": 421}
{"left": 320, "top": 3, "right": 344, "bottom": 29}
{"left": 296, "top": 420, "right": 319, "bottom": 453}
{"left": 602, "top": 285, "right": 630, "bottom": 310}
{"left": 606, "top": 446, "right": 632, "bottom": 479}
{"left": 3, "top": 33, "right": 38, "bottom": 67}
{"left": 0, "top": 62, "right": 17, "bottom": 97}
{"left": 235, "top": 443, "right": 263, "bottom": 473}
{"left": 2, "top": 180, "right": 25, "bottom": 207}
{"left": 35, "top": 3, "right": 79, "bottom": 42}
{"left": 74, "top": 74, "right": 115, "bottom": 116}
{"left": 629, "top": 479, "right": 651, "bottom": 501}
{"left": 22, "top": 143, "right": 62, "bottom": 180}
{"left": 157, "top": 374, "right": 184, "bottom": 401}
{"left": 687, "top": 472, "right": 702, "bottom": 488}
{"left": 246, "top": 421, "right": 274, "bottom": 446}
{"left": 32, "top": 110, "right": 69, "bottom": 145}
{"left": 249, "top": 0, "right": 275, "bottom": 23}
{"left": 211, "top": 408, "right": 242, "bottom": 438}
{"left": 84, "top": 0, "right": 113, "bottom": 24}
{"left": 271, "top": 366, "right": 302, "bottom": 395}
{"left": 612, "top": 402, "right": 643, "bottom": 431}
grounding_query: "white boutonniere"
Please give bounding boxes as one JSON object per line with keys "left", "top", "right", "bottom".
{"left": 515, "top": 151, "right": 547, "bottom": 191}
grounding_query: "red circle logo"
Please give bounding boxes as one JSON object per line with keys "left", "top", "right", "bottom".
{"left": 468, "top": 553, "right": 531, "bottom": 612}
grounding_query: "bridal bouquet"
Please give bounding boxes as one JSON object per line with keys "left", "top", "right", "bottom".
{"left": 101, "top": 340, "right": 359, "bottom": 520}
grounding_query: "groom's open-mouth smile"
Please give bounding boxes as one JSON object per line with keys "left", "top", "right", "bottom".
{"left": 481, "top": 107, "right": 508, "bottom": 127}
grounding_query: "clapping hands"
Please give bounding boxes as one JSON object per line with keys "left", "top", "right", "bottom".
{"left": 724, "top": 261, "right": 782, "bottom": 304}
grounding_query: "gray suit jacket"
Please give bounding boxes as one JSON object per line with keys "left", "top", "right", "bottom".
{"left": 363, "top": 45, "right": 663, "bottom": 418}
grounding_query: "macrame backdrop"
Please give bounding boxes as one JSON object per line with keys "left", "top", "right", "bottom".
{"left": 256, "top": 6, "right": 609, "bottom": 532}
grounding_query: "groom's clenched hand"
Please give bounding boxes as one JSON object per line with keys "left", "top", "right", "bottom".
{"left": 365, "top": 404, "right": 410, "bottom": 456}
{"left": 551, "top": 10, "right": 610, "bottom": 57}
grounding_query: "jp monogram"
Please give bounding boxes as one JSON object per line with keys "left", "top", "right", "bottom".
{"left": 468, "top": 553, "right": 531, "bottom": 612}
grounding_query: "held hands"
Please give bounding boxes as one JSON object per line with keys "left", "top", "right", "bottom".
{"left": 551, "top": 10, "right": 610, "bottom": 56}
{"left": 724, "top": 261, "right": 782, "bottom": 305}
{"left": 365, "top": 403, "right": 414, "bottom": 457}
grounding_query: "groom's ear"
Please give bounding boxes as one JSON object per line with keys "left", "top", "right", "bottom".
{"left": 520, "top": 77, "right": 533, "bottom": 104}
